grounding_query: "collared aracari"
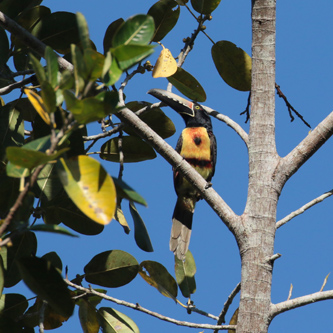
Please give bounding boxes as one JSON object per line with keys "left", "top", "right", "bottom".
{"left": 148, "top": 89, "right": 217, "bottom": 260}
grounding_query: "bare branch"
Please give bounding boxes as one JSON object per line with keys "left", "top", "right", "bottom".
{"left": 270, "top": 290, "right": 333, "bottom": 320}
{"left": 203, "top": 106, "right": 249, "bottom": 148}
{"left": 65, "top": 279, "right": 235, "bottom": 331}
{"left": 276, "top": 111, "right": 333, "bottom": 186}
{"left": 276, "top": 189, "right": 333, "bottom": 229}
{"left": 215, "top": 282, "right": 241, "bottom": 332}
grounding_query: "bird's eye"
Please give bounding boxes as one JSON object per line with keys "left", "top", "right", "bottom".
{"left": 194, "top": 105, "right": 200, "bottom": 110}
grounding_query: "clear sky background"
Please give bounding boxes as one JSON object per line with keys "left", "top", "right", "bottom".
{"left": 3, "top": 0, "right": 333, "bottom": 332}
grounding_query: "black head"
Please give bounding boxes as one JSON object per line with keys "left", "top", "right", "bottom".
{"left": 147, "top": 88, "right": 212, "bottom": 130}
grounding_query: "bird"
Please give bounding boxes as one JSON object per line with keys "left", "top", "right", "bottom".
{"left": 147, "top": 89, "right": 217, "bottom": 260}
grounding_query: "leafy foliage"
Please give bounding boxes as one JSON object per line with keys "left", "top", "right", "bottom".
{"left": 0, "top": 0, "right": 254, "bottom": 331}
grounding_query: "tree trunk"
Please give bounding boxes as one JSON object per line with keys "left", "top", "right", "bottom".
{"left": 235, "top": 1, "right": 277, "bottom": 332}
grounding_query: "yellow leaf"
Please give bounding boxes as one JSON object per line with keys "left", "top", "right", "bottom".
{"left": 152, "top": 44, "right": 177, "bottom": 78}
{"left": 58, "top": 156, "right": 116, "bottom": 225}
{"left": 24, "top": 88, "right": 51, "bottom": 126}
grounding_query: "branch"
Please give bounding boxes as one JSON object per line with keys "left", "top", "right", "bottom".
{"left": 65, "top": 279, "right": 235, "bottom": 331}
{"left": 275, "top": 111, "right": 333, "bottom": 186}
{"left": 0, "top": 10, "right": 73, "bottom": 71}
{"left": 203, "top": 106, "right": 249, "bottom": 148}
{"left": 116, "top": 105, "right": 242, "bottom": 237}
{"left": 270, "top": 290, "right": 333, "bottom": 320}
{"left": 0, "top": 76, "right": 35, "bottom": 95}
{"left": 276, "top": 189, "right": 333, "bottom": 229}
{"left": 214, "top": 282, "right": 241, "bottom": 332}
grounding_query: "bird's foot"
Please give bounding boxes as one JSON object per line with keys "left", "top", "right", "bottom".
{"left": 205, "top": 181, "right": 213, "bottom": 189}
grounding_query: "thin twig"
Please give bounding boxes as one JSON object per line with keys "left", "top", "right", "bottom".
{"left": 64, "top": 279, "right": 235, "bottom": 331}
{"left": 240, "top": 92, "right": 251, "bottom": 123}
{"left": 276, "top": 189, "right": 333, "bottom": 229}
{"left": 275, "top": 83, "right": 311, "bottom": 128}
{"left": 214, "top": 282, "right": 241, "bottom": 332}
{"left": 320, "top": 273, "right": 330, "bottom": 292}
{"left": 287, "top": 284, "right": 293, "bottom": 301}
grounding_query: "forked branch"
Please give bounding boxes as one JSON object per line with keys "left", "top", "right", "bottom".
{"left": 276, "top": 111, "right": 333, "bottom": 186}
{"left": 270, "top": 289, "right": 333, "bottom": 320}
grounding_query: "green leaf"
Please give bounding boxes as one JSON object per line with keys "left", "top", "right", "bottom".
{"left": 6, "top": 163, "right": 30, "bottom": 178}
{"left": 98, "top": 307, "right": 140, "bottom": 333}
{"left": 59, "top": 70, "right": 74, "bottom": 90}
{"left": 84, "top": 49, "right": 105, "bottom": 81}
{"left": 129, "top": 202, "right": 153, "bottom": 253}
{"left": 211, "top": 40, "right": 252, "bottom": 91}
{"left": 112, "top": 44, "right": 155, "bottom": 71}
{"left": 30, "top": 224, "right": 78, "bottom": 237}
{"left": 76, "top": 12, "right": 91, "bottom": 51}
{"left": 114, "top": 205, "right": 130, "bottom": 233}
{"left": 6, "top": 146, "right": 69, "bottom": 170}
{"left": 31, "top": 11, "right": 80, "bottom": 54}
{"left": 0, "top": 27, "right": 9, "bottom": 67}
{"left": 191, "top": 0, "right": 222, "bottom": 14}
{"left": 148, "top": 0, "right": 180, "bottom": 42}
{"left": 84, "top": 250, "right": 139, "bottom": 288}
{"left": 0, "top": 231, "right": 37, "bottom": 288}
{"left": 57, "top": 156, "right": 116, "bottom": 225}
{"left": 45, "top": 46, "right": 59, "bottom": 88}
{"left": 0, "top": 103, "right": 24, "bottom": 163}
{"left": 64, "top": 90, "right": 118, "bottom": 124}
{"left": 167, "top": 67, "right": 206, "bottom": 102}
{"left": 41, "top": 252, "right": 63, "bottom": 273}
{"left": 16, "top": 256, "right": 74, "bottom": 318}
{"left": 100, "top": 136, "right": 156, "bottom": 163}
{"left": 36, "top": 163, "right": 63, "bottom": 201}
{"left": 112, "top": 14, "right": 155, "bottom": 47}
{"left": 139, "top": 260, "right": 178, "bottom": 300}
{"left": 112, "top": 177, "right": 147, "bottom": 206}
{"left": 0, "top": 0, "right": 42, "bottom": 19}
{"left": 14, "top": 5, "right": 51, "bottom": 32}
{"left": 0, "top": 293, "right": 28, "bottom": 320}
{"left": 174, "top": 250, "right": 196, "bottom": 297}
{"left": 102, "top": 51, "right": 123, "bottom": 86}
{"left": 78, "top": 299, "right": 100, "bottom": 333}
{"left": 42, "top": 197, "right": 105, "bottom": 236}
{"left": 40, "top": 81, "right": 56, "bottom": 113}
{"left": 6, "top": 134, "right": 64, "bottom": 173}
{"left": 124, "top": 101, "right": 176, "bottom": 139}
{"left": 71, "top": 44, "right": 87, "bottom": 94}
{"left": 103, "top": 18, "right": 124, "bottom": 54}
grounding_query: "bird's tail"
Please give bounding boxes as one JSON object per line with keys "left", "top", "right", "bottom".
{"left": 170, "top": 197, "right": 195, "bottom": 260}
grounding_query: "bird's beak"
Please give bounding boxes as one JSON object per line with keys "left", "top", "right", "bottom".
{"left": 147, "top": 89, "right": 195, "bottom": 117}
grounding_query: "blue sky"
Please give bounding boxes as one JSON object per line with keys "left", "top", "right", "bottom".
{"left": 4, "top": 0, "right": 333, "bottom": 332}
